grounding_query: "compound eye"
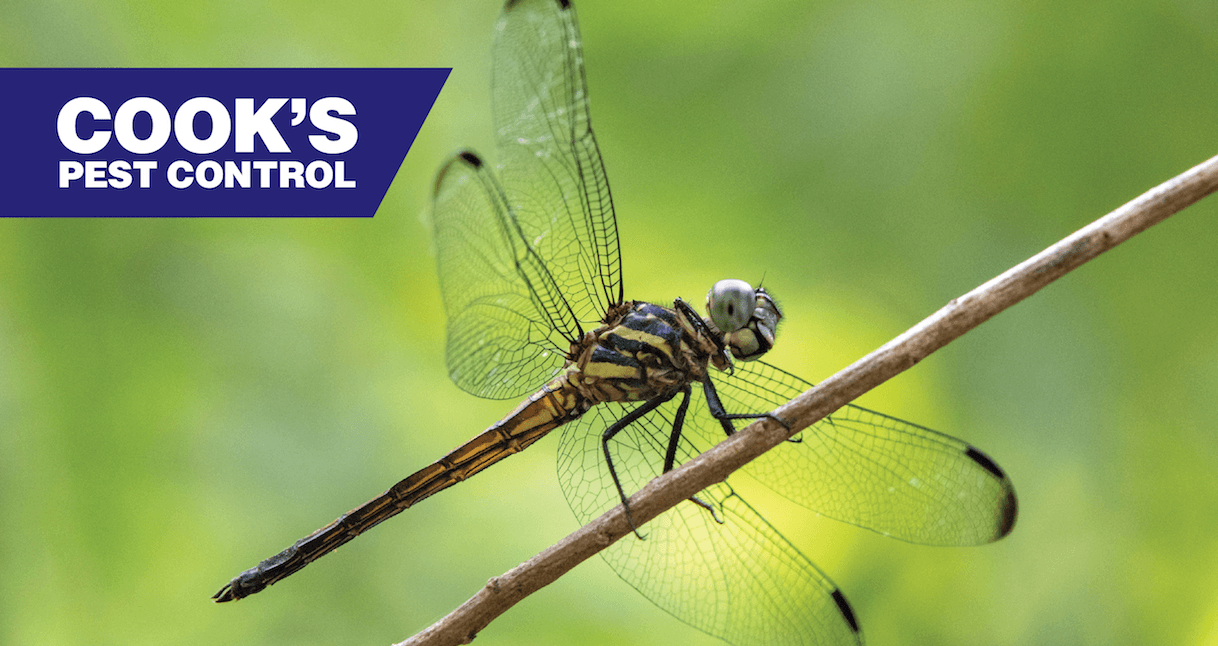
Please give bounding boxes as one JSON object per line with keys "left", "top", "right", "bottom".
{"left": 707, "top": 279, "right": 754, "bottom": 332}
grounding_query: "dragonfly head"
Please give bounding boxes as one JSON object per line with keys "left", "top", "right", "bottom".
{"left": 706, "top": 279, "right": 782, "bottom": 361}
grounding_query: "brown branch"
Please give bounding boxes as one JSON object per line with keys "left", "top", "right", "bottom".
{"left": 397, "top": 153, "right": 1218, "bottom": 646}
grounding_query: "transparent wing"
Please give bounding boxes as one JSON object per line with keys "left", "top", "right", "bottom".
{"left": 557, "top": 397, "right": 863, "bottom": 646}
{"left": 493, "top": 0, "right": 622, "bottom": 328}
{"left": 700, "top": 361, "right": 1018, "bottom": 545}
{"left": 430, "top": 0, "right": 624, "bottom": 400}
{"left": 431, "top": 152, "right": 570, "bottom": 400}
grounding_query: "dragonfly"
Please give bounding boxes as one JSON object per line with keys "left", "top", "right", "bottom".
{"left": 214, "top": 0, "right": 1018, "bottom": 644}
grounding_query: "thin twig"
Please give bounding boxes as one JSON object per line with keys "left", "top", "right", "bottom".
{"left": 398, "top": 153, "right": 1218, "bottom": 646}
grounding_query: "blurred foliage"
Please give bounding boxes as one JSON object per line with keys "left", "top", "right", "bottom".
{"left": 2, "top": 0, "right": 1217, "bottom": 645}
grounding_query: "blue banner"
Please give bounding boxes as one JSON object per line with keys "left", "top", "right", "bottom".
{"left": 0, "top": 68, "right": 450, "bottom": 217}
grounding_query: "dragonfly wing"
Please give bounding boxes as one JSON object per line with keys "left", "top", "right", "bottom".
{"left": 431, "top": 0, "right": 624, "bottom": 400}
{"left": 493, "top": 0, "right": 623, "bottom": 328}
{"left": 557, "top": 398, "right": 863, "bottom": 646}
{"left": 431, "top": 152, "right": 570, "bottom": 400}
{"left": 696, "top": 361, "right": 1017, "bottom": 545}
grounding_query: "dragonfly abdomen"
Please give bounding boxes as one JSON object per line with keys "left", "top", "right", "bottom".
{"left": 213, "top": 376, "right": 590, "bottom": 602}
{"left": 427, "top": 375, "right": 591, "bottom": 487}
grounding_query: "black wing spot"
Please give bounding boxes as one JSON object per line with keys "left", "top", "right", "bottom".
{"left": 457, "top": 150, "right": 484, "bottom": 168}
{"left": 557, "top": 0, "right": 571, "bottom": 8}
{"left": 965, "top": 446, "right": 1006, "bottom": 480}
{"left": 964, "top": 446, "right": 1019, "bottom": 539}
{"left": 831, "top": 588, "right": 861, "bottom": 634}
{"left": 997, "top": 488, "right": 1019, "bottom": 539}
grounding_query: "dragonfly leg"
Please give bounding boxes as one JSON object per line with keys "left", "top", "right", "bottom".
{"left": 661, "top": 385, "right": 693, "bottom": 473}
{"left": 701, "top": 379, "right": 792, "bottom": 439}
{"left": 602, "top": 392, "right": 676, "bottom": 539}
{"left": 686, "top": 495, "right": 724, "bottom": 523}
{"left": 658, "top": 385, "right": 724, "bottom": 523}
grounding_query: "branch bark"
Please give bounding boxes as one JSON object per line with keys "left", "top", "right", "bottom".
{"left": 398, "top": 153, "right": 1218, "bottom": 646}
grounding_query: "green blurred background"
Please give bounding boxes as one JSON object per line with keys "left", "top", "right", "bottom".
{"left": 2, "top": 0, "right": 1217, "bottom": 644}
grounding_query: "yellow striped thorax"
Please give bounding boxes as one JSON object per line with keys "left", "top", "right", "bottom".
{"left": 567, "top": 301, "right": 724, "bottom": 404}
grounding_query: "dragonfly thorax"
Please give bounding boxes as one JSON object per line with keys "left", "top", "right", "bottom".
{"left": 565, "top": 301, "right": 718, "bottom": 405}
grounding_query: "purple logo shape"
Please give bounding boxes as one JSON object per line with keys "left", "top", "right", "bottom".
{"left": 0, "top": 68, "right": 450, "bottom": 217}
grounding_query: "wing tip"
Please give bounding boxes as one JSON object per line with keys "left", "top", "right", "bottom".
{"left": 831, "top": 588, "right": 862, "bottom": 635}
{"left": 456, "top": 150, "right": 484, "bottom": 168}
{"left": 996, "top": 487, "right": 1019, "bottom": 540}
{"left": 964, "top": 445, "right": 1019, "bottom": 540}
{"left": 433, "top": 149, "right": 486, "bottom": 195}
